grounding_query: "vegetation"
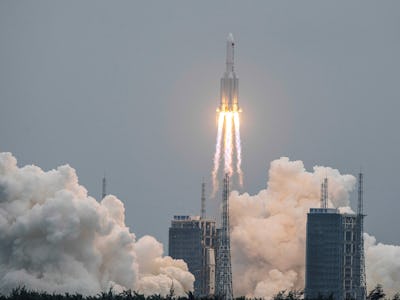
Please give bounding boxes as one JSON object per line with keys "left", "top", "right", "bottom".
{"left": 0, "top": 285, "right": 398, "bottom": 300}
{"left": 367, "top": 284, "right": 386, "bottom": 300}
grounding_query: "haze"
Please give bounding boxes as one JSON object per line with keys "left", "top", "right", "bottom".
{"left": 1, "top": 1, "right": 399, "bottom": 247}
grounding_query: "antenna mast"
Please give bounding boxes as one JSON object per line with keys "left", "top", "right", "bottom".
{"left": 102, "top": 176, "right": 106, "bottom": 199}
{"left": 320, "top": 178, "right": 328, "bottom": 209}
{"left": 357, "top": 173, "right": 367, "bottom": 300}
{"left": 357, "top": 173, "right": 363, "bottom": 216}
{"left": 323, "top": 178, "right": 328, "bottom": 208}
{"left": 201, "top": 180, "right": 206, "bottom": 219}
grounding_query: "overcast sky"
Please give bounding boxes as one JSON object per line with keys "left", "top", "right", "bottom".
{"left": 1, "top": 1, "right": 399, "bottom": 247}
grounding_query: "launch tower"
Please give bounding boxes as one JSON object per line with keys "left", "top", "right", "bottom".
{"left": 305, "top": 175, "right": 367, "bottom": 300}
{"left": 215, "top": 174, "right": 233, "bottom": 300}
{"left": 357, "top": 173, "right": 367, "bottom": 300}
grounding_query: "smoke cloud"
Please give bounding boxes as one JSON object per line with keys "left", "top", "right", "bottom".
{"left": 365, "top": 234, "right": 400, "bottom": 296}
{"left": 229, "top": 157, "right": 400, "bottom": 298}
{"left": 1, "top": 152, "right": 398, "bottom": 298}
{"left": 0, "top": 152, "right": 194, "bottom": 296}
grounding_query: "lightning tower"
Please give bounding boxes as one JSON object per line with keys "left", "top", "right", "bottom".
{"left": 357, "top": 173, "right": 367, "bottom": 300}
{"left": 102, "top": 175, "right": 106, "bottom": 199}
{"left": 215, "top": 174, "right": 233, "bottom": 300}
{"left": 201, "top": 180, "right": 206, "bottom": 219}
{"left": 320, "top": 177, "right": 328, "bottom": 209}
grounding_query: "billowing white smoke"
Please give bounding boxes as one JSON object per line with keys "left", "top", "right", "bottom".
{"left": 0, "top": 152, "right": 194, "bottom": 296}
{"left": 229, "top": 157, "right": 400, "bottom": 298}
{"left": 365, "top": 234, "right": 400, "bottom": 296}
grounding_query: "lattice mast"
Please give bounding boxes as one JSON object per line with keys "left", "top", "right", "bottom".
{"left": 357, "top": 173, "right": 367, "bottom": 300}
{"left": 320, "top": 177, "right": 328, "bottom": 209}
{"left": 215, "top": 174, "right": 233, "bottom": 300}
{"left": 201, "top": 180, "right": 206, "bottom": 219}
{"left": 102, "top": 176, "right": 106, "bottom": 199}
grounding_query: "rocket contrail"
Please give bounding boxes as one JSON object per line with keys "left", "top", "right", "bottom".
{"left": 212, "top": 34, "right": 243, "bottom": 195}
{"left": 233, "top": 112, "right": 243, "bottom": 186}
{"left": 224, "top": 112, "right": 233, "bottom": 177}
{"left": 212, "top": 112, "right": 225, "bottom": 193}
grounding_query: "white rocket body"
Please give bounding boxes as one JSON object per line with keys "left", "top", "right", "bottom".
{"left": 219, "top": 33, "right": 239, "bottom": 112}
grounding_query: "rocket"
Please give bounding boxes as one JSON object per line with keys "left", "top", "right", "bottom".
{"left": 212, "top": 33, "right": 244, "bottom": 192}
{"left": 218, "top": 33, "right": 240, "bottom": 113}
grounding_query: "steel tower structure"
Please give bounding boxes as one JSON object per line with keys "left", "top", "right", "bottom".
{"left": 201, "top": 180, "right": 206, "bottom": 219}
{"left": 102, "top": 176, "right": 106, "bottom": 199}
{"left": 215, "top": 174, "right": 233, "bottom": 300}
{"left": 357, "top": 173, "right": 367, "bottom": 300}
{"left": 320, "top": 177, "right": 328, "bottom": 209}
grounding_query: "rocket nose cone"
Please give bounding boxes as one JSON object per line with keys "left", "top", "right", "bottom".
{"left": 227, "top": 33, "right": 234, "bottom": 43}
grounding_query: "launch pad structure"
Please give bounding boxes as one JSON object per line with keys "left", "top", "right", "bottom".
{"left": 214, "top": 33, "right": 238, "bottom": 300}
{"left": 305, "top": 174, "right": 367, "bottom": 300}
{"left": 169, "top": 34, "right": 239, "bottom": 298}
{"left": 215, "top": 174, "right": 234, "bottom": 300}
{"left": 357, "top": 173, "right": 367, "bottom": 300}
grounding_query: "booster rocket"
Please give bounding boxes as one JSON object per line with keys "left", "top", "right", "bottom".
{"left": 212, "top": 33, "right": 243, "bottom": 194}
{"left": 218, "top": 33, "right": 240, "bottom": 113}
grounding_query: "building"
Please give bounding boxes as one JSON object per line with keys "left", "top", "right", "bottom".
{"left": 305, "top": 176, "right": 366, "bottom": 300}
{"left": 168, "top": 173, "right": 234, "bottom": 298}
{"left": 168, "top": 215, "right": 217, "bottom": 296}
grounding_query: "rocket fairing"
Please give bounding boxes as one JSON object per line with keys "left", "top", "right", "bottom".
{"left": 219, "top": 33, "right": 240, "bottom": 113}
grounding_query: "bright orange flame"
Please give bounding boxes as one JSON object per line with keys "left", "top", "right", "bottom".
{"left": 212, "top": 109, "right": 242, "bottom": 196}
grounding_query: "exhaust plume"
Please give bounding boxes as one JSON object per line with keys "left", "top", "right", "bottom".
{"left": 212, "top": 111, "right": 242, "bottom": 196}
{"left": 0, "top": 152, "right": 194, "bottom": 296}
{"left": 365, "top": 234, "right": 400, "bottom": 296}
{"left": 229, "top": 157, "right": 400, "bottom": 298}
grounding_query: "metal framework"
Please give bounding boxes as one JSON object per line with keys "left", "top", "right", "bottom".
{"left": 201, "top": 180, "right": 206, "bottom": 219}
{"left": 357, "top": 173, "right": 367, "bottom": 300}
{"left": 215, "top": 174, "right": 233, "bottom": 300}
{"left": 343, "top": 214, "right": 357, "bottom": 299}
{"left": 102, "top": 176, "right": 106, "bottom": 199}
{"left": 320, "top": 177, "right": 328, "bottom": 209}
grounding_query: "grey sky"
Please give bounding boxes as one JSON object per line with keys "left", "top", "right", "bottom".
{"left": 1, "top": 1, "right": 399, "bottom": 247}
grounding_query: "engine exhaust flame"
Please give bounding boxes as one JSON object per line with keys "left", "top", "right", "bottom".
{"left": 212, "top": 112, "right": 225, "bottom": 193}
{"left": 212, "top": 110, "right": 242, "bottom": 196}
{"left": 233, "top": 112, "right": 243, "bottom": 186}
{"left": 224, "top": 112, "right": 233, "bottom": 177}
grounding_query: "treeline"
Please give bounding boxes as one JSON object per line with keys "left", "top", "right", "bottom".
{"left": 1, "top": 285, "right": 399, "bottom": 300}
{"left": 271, "top": 285, "right": 399, "bottom": 300}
